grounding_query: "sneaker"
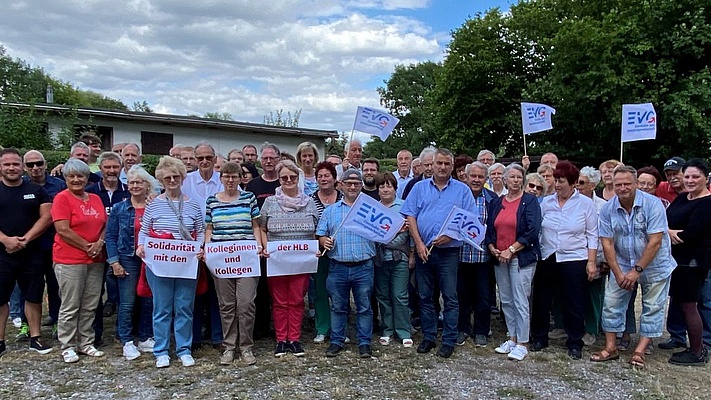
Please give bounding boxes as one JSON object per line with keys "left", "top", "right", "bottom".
{"left": 180, "top": 354, "right": 195, "bottom": 367}
{"left": 51, "top": 324, "right": 58, "bottom": 340}
{"left": 437, "top": 344, "right": 455, "bottom": 358}
{"left": 0, "top": 340, "right": 5, "bottom": 356}
{"left": 507, "top": 344, "right": 528, "bottom": 361}
{"left": 220, "top": 350, "right": 235, "bottom": 365}
{"left": 455, "top": 332, "right": 469, "bottom": 346}
{"left": 15, "top": 322, "right": 29, "bottom": 341}
{"left": 78, "top": 345, "right": 105, "bottom": 357}
{"left": 495, "top": 340, "right": 517, "bottom": 354}
{"left": 288, "top": 341, "right": 305, "bottom": 357}
{"left": 242, "top": 349, "right": 256, "bottom": 365}
{"left": 274, "top": 341, "right": 288, "bottom": 357}
{"left": 530, "top": 341, "right": 548, "bottom": 352}
{"left": 62, "top": 348, "right": 79, "bottom": 363}
{"left": 12, "top": 317, "right": 22, "bottom": 328}
{"left": 379, "top": 336, "right": 392, "bottom": 346}
{"left": 582, "top": 333, "right": 596, "bottom": 347}
{"left": 137, "top": 338, "right": 155, "bottom": 353}
{"left": 658, "top": 338, "right": 687, "bottom": 350}
{"left": 548, "top": 328, "right": 567, "bottom": 340}
{"left": 313, "top": 334, "right": 326, "bottom": 344}
{"left": 325, "top": 343, "right": 342, "bottom": 357}
{"left": 123, "top": 341, "right": 141, "bottom": 361}
{"left": 402, "top": 338, "right": 414, "bottom": 348}
{"left": 704, "top": 347, "right": 710, "bottom": 363}
{"left": 669, "top": 349, "right": 705, "bottom": 366}
{"left": 359, "top": 344, "right": 372, "bottom": 358}
{"left": 474, "top": 334, "right": 488, "bottom": 347}
{"left": 42, "top": 317, "right": 54, "bottom": 327}
{"left": 103, "top": 302, "right": 116, "bottom": 317}
{"left": 29, "top": 337, "right": 53, "bottom": 355}
{"left": 490, "top": 306, "right": 500, "bottom": 315}
{"left": 156, "top": 355, "right": 170, "bottom": 368}
{"left": 417, "top": 339, "right": 436, "bottom": 354}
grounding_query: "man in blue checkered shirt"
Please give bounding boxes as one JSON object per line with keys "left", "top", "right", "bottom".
{"left": 317, "top": 168, "right": 376, "bottom": 359}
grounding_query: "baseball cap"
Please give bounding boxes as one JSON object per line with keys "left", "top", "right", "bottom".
{"left": 341, "top": 168, "right": 363, "bottom": 182}
{"left": 663, "top": 157, "right": 685, "bottom": 171}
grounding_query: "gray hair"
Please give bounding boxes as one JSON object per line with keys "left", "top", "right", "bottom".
{"left": 435, "top": 148, "right": 454, "bottom": 163}
{"left": 70, "top": 141, "right": 90, "bottom": 155}
{"left": 504, "top": 163, "right": 526, "bottom": 181}
{"left": 477, "top": 149, "right": 495, "bottom": 162}
{"left": 122, "top": 142, "right": 142, "bottom": 156}
{"left": 488, "top": 162, "right": 505, "bottom": 175}
{"left": 23, "top": 150, "right": 45, "bottom": 162}
{"left": 194, "top": 142, "right": 216, "bottom": 155}
{"left": 465, "top": 161, "right": 489, "bottom": 178}
{"left": 126, "top": 165, "right": 160, "bottom": 194}
{"left": 419, "top": 146, "right": 437, "bottom": 160}
{"left": 537, "top": 163, "right": 554, "bottom": 174}
{"left": 98, "top": 151, "right": 122, "bottom": 166}
{"left": 259, "top": 141, "right": 281, "bottom": 157}
{"left": 343, "top": 138, "right": 363, "bottom": 153}
{"left": 613, "top": 164, "right": 637, "bottom": 179}
{"left": 62, "top": 158, "right": 91, "bottom": 179}
{"left": 580, "top": 166, "right": 601, "bottom": 185}
{"left": 526, "top": 172, "right": 547, "bottom": 195}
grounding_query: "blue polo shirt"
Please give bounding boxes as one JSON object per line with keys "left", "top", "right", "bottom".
{"left": 401, "top": 177, "right": 475, "bottom": 248}
{"left": 316, "top": 199, "right": 376, "bottom": 263}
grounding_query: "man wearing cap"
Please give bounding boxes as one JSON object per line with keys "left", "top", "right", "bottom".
{"left": 317, "top": 168, "right": 376, "bottom": 359}
{"left": 656, "top": 157, "right": 685, "bottom": 204}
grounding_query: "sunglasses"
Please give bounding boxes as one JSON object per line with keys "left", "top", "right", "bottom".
{"left": 196, "top": 156, "right": 214, "bottom": 161}
{"left": 577, "top": 180, "right": 590, "bottom": 185}
{"left": 528, "top": 182, "right": 544, "bottom": 191}
{"left": 280, "top": 175, "right": 298, "bottom": 182}
{"left": 25, "top": 161, "right": 45, "bottom": 168}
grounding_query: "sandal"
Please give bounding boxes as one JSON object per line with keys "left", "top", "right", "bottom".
{"left": 630, "top": 351, "right": 645, "bottom": 368}
{"left": 590, "top": 348, "right": 620, "bottom": 362}
{"left": 616, "top": 337, "right": 631, "bottom": 352}
{"left": 78, "top": 345, "right": 105, "bottom": 357}
{"left": 379, "top": 336, "right": 392, "bottom": 346}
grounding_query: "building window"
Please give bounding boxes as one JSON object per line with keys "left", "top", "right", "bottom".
{"left": 141, "top": 131, "right": 173, "bottom": 155}
{"left": 72, "top": 125, "right": 113, "bottom": 149}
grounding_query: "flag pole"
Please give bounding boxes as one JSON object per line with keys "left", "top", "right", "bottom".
{"left": 319, "top": 193, "right": 360, "bottom": 256}
{"left": 620, "top": 140, "right": 624, "bottom": 164}
{"left": 522, "top": 131, "right": 528, "bottom": 157}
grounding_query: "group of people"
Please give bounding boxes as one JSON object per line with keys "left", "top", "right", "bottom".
{"left": 1, "top": 136, "right": 709, "bottom": 370}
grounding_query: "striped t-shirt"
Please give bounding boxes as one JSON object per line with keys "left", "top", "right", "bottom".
{"left": 138, "top": 196, "right": 205, "bottom": 245}
{"left": 205, "top": 192, "right": 260, "bottom": 241}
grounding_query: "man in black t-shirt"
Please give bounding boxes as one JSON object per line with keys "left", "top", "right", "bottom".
{"left": 0, "top": 148, "right": 53, "bottom": 356}
{"left": 361, "top": 158, "right": 381, "bottom": 201}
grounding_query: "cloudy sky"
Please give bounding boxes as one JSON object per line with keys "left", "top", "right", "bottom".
{"left": 1, "top": 0, "right": 510, "bottom": 141}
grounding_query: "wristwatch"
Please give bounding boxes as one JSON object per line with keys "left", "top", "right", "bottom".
{"left": 508, "top": 245, "right": 517, "bottom": 254}
{"left": 634, "top": 265, "right": 644, "bottom": 273}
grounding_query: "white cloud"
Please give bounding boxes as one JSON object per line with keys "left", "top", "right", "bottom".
{"left": 0, "top": 0, "right": 449, "bottom": 140}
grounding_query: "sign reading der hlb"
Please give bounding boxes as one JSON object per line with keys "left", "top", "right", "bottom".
{"left": 266, "top": 240, "right": 319, "bottom": 277}
{"left": 204, "top": 240, "right": 261, "bottom": 278}
{"left": 144, "top": 238, "right": 200, "bottom": 279}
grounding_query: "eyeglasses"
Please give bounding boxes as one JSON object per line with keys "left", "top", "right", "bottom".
{"left": 196, "top": 156, "right": 214, "bottom": 161}
{"left": 221, "top": 175, "right": 240, "bottom": 181}
{"left": 342, "top": 181, "right": 362, "bottom": 187}
{"left": 128, "top": 180, "right": 146, "bottom": 186}
{"left": 262, "top": 157, "right": 278, "bottom": 162}
{"left": 577, "top": 180, "right": 589, "bottom": 185}
{"left": 528, "top": 182, "right": 544, "bottom": 191}
{"left": 25, "top": 161, "right": 45, "bottom": 168}
{"left": 164, "top": 175, "right": 181, "bottom": 181}
{"left": 280, "top": 175, "right": 298, "bottom": 182}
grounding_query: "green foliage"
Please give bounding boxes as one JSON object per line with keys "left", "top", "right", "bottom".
{"left": 204, "top": 112, "right": 234, "bottom": 121}
{"left": 263, "top": 109, "right": 301, "bottom": 127}
{"left": 132, "top": 101, "right": 153, "bottom": 113}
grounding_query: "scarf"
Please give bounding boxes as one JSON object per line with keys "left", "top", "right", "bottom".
{"left": 274, "top": 186, "right": 310, "bottom": 212}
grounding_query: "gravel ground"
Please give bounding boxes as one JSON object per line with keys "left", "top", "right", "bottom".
{"left": 3, "top": 312, "right": 710, "bottom": 400}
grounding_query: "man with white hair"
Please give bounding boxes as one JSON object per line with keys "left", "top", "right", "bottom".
{"left": 392, "top": 149, "right": 413, "bottom": 199}
{"left": 401, "top": 146, "right": 437, "bottom": 200}
{"left": 335, "top": 139, "right": 363, "bottom": 180}
{"left": 119, "top": 143, "right": 142, "bottom": 185}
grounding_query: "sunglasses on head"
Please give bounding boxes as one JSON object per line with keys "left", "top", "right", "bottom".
{"left": 25, "top": 161, "right": 45, "bottom": 168}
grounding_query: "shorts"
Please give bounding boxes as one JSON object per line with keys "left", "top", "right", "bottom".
{"left": 670, "top": 265, "right": 711, "bottom": 303}
{"left": 0, "top": 251, "right": 45, "bottom": 305}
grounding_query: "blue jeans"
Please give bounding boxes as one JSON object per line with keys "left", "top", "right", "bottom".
{"left": 192, "top": 273, "right": 223, "bottom": 345}
{"left": 145, "top": 267, "right": 197, "bottom": 357}
{"left": 667, "top": 269, "right": 711, "bottom": 347}
{"left": 416, "top": 247, "right": 459, "bottom": 346}
{"left": 116, "top": 256, "right": 153, "bottom": 344}
{"left": 602, "top": 276, "right": 669, "bottom": 338}
{"left": 9, "top": 284, "right": 24, "bottom": 320}
{"left": 326, "top": 259, "right": 374, "bottom": 346}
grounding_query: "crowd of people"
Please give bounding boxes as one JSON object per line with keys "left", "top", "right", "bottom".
{"left": 1, "top": 134, "right": 710, "bottom": 370}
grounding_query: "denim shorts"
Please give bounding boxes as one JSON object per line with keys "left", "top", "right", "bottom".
{"left": 601, "top": 276, "right": 670, "bottom": 338}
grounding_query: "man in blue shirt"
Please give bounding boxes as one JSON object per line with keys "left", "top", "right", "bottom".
{"left": 591, "top": 165, "right": 676, "bottom": 365}
{"left": 317, "top": 168, "right": 376, "bottom": 358}
{"left": 401, "top": 148, "right": 475, "bottom": 358}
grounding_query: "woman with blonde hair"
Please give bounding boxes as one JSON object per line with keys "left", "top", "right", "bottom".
{"left": 296, "top": 142, "right": 320, "bottom": 196}
{"left": 596, "top": 160, "right": 622, "bottom": 201}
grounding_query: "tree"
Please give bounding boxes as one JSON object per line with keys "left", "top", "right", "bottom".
{"left": 204, "top": 112, "right": 234, "bottom": 121}
{"left": 365, "top": 62, "right": 441, "bottom": 158}
{"left": 132, "top": 100, "right": 153, "bottom": 113}
{"left": 263, "top": 109, "right": 301, "bottom": 127}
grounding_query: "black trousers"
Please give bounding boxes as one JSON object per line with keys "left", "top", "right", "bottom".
{"left": 457, "top": 262, "right": 492, "bottom": 336}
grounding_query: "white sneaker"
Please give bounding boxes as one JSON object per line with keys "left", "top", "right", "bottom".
{"left": 137, "top": 338, "right": 155, "bottom": 353}
{"left": 495, "top": 340, "right": 517, "bottom": 354}
{"left": 123, "top": 341, "right": 141, "bottom": 361}
{"left": 507, "top": 344, "right": 528, "bottom": 361}
{"left": 62, "top": 348, "right": 79, "bottom": 363}
{"left": 12, "top": 317, "right": 22, "bottom": 328}
{"left": 180, "top": 354, "right": 195, "bottom": 367}
{"left": 156, "top": 355, "right": 170, "bottom": 368}
{"left": 402, "top": 338, "right": 414, "bottom": 348}
{"left": 313, "top": 334, "right": 326, "bottom": 343}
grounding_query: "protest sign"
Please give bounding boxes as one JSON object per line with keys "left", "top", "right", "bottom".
{"left": 144, "top": 237, "right": 200, "bottom": 279}
{"left": 340, "top": 194, "right": 405, "bottom": 244}
{"left": 266, "top": 240, "right": 319, "bottom": 277}
{"left": 352, "top": 106, "right": 400, "bottom": 140}
{"left": 204, "top": 240, "right": 261, "bottom": 278}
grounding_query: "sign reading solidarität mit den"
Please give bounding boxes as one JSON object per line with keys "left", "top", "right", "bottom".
{"left": 144, "top": 238, "right": 200, "bottom": 279}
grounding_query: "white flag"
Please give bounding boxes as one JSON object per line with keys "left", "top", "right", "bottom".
{"left": 621, "top": 103, "right": 657, "bottom": 143}
{"left": 521, "top": 102, "right": 556, "bottom": 135}
{"left": 352, "top": 106, "right": 400, "bottom": 140}
{"left": 440, "top": 206, "right": 486, "bottom": 252}
{"left": 341, "top": 194, "right": 405, "bottom": 244}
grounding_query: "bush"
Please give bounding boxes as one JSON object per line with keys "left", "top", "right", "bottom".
{"left": 19, "top": 149, "right": 161, "bottom": 176}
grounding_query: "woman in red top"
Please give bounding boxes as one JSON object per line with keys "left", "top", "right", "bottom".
{"left": 52, "top": 158, "right": 108, "bottom": 364}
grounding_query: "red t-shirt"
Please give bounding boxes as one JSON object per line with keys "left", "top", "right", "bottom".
{"left": 494, "top": 196, "right": 522, "bottom": 252}
{"left": 656, "top": 182, "right": 682, "bottom": 204}
{"left": 134, "top": 207, "right": 145, "bottom": 247}
{"left": 51, "top": 190, "right": 108, "bottom": 264}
